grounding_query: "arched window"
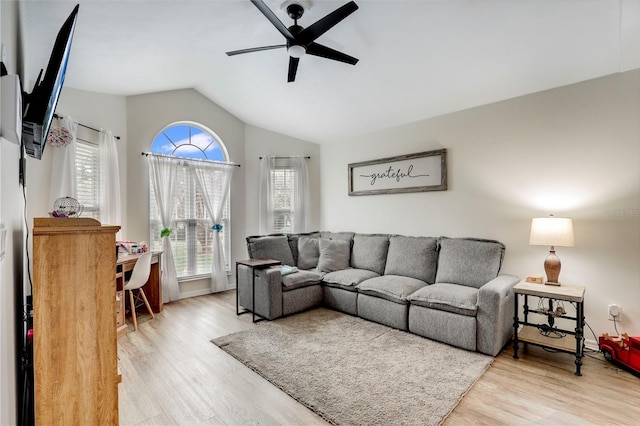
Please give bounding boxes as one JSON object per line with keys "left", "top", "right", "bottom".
{"left": 149, "top": 123, "right": 227, "bottom": 161}
{"left": 149, "top": 122, "right": 231, "bottom": 280}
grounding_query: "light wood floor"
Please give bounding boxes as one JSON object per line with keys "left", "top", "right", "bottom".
{"left": 118, "top": 291, "right": 639, "bottom": 425}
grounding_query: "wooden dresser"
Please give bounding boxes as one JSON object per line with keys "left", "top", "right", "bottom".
{"left": 32, "top": 218, "right": 120, "bottom": 425}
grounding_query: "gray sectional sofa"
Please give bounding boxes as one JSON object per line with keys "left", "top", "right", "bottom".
{"left": 237, "top": 231, "right": 519, "bottom": 356}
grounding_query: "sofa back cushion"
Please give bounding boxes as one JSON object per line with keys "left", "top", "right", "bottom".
{"left": 320, "top": 231, "right": 355, "bottom": 244}
{"left": 246, "top": 235, "right": 295, "bottom": 266}
{"left": 317, "top": 238, "right": 351, "bottom": 272}
{"left": 351, "top": 234, "right": 390, "bottom": 275}
{"left": 435, "top": 237, "right": 505, "bottom": 288}
{"left": 384, "top": 235, "right": 438, "bottom": 283}
{"left": 288, "top": 232, "right": 321, "bottom": 265}
{"left": 297, "top": 236, "right": 320, "bottom": 270}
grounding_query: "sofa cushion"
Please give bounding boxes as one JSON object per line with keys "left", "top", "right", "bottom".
{"left": 323, "top": 268, "right": 380, "bottom": 291}
{"left": 288, "top": 232, "right": 321, "bottom": 265}
{"left": 317, "top": 239, "right": 351, "bottom": 272}
{"left": 351, "top": 234, "right": 390, "bottom": 275}
{"left": 408, "top": 283, "right": 478, "bottom": 316}
{"left": 356, "top": 275, "right": 427, "bottom": 304}
{"left": 435, "top": 238, "right": 505, "bottom": 289}
{"left": 384, "top": 235, "right": 438, "bottom": 283}
{"left": 281, "top": 269, "right": 324, "bottom": 291}
{"left": 297, "top": 236, "right": 320, "bottom": 270}
{"left": 246, "top": 235, "right": 295, "bottom": 266}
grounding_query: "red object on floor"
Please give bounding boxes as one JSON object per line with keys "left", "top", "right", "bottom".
{"left": 599, "top": 333, "right": 640, "bottom": 374}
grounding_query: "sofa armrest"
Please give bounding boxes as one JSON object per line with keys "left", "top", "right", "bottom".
{"left": 476, "top": 274, "right": 520, "bottom": 356}
{"left": 237, "top": 265, "right": 284, "bottom": 320}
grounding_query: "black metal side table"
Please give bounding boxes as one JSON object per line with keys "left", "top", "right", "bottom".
{"left": 236, "top": 258, "right": 281, "bottom": 323}
{"left": 513, "top": 281, "right": 586, "bottom": 375}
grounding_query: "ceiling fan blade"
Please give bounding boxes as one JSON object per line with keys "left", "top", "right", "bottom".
{"left": 299, "top": 1, "right": 358, "bottom": 44}
{"left": 250, "top": 0, "right": 294, "bottom": 40}
{"left": 288, "top": 57, "right": 300, "bottom": 82}
{"left": 306, "top": 42, "right": 358, "bottom": 65}
{"left": 226, "top": 45, "right": 286, "bottom": 56}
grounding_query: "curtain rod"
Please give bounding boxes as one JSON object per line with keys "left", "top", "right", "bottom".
{"left": 53, "top": 113, "right": 121, "bottom": 140}
{"left": 141, "top": 151, "right": 241, "bottom": 167}
{"left": 259, "top": 156, "right": 311, "bottom": 159}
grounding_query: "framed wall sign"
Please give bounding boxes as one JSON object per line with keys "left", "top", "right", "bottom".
{"left": 348, "top": 149, "right": 447, "bottom": 196}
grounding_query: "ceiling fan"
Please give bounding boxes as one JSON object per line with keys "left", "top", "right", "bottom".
{"left": 226, "top": 0, "right": 359, "bottom": 82}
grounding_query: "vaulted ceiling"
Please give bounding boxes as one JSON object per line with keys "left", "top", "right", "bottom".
{"left": 20, "top": 0, "right": 640, "bottom": 143}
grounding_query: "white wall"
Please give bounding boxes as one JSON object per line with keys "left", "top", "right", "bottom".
{"left": 244, "top": 124, "right": 321, "bottom": 238}
{"left": 0, "top": 137, "right": 23, "bottom": 426}
{"left": 1, "top": 1, "right": 23, "bottom": 424}
{"left": 320, "top": 70, "right": 640, "bottom": 340}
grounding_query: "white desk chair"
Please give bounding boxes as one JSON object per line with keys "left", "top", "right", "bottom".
{"left": 124, "top": 252, "right": 154, "bottom": 331}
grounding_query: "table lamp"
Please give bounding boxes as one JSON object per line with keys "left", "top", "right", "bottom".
{"left": 529, "top": 215, "right": 574, "bottom": 286}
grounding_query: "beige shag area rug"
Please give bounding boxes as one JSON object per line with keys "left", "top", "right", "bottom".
{"left": 212, "top": 308, "right": 492, "bottom": 426}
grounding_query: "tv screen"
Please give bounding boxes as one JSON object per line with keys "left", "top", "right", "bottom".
{"left": 22, "top": 4, "right": 79, "bottom": 160}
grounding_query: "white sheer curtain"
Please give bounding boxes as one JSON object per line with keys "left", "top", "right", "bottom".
{"left": 99, "top": 130, "right": 121, "bottom": 230}
{"left": 48, "top": 115, "right": 77, "bottom": 208}
{"left": 258, "top": 156, "right": 276, "bottom": 234}
{"left": 290, "top": 156, "right": 310, "bottom": 233}
{"left": 258, "top": 155, "right": 310, "bottom": 234}
{"left": 191, "top": 161, "right": 235, "bottom": 293}
{"left": 147, "top": 154, "right": 181, "bottom": 302}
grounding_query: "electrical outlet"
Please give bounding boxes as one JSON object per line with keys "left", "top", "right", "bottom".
{"left": 608, "top": 303, "right": 621, "bottom": 320}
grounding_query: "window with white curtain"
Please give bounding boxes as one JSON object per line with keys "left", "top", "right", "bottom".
{"left": 148, "top": 123, "right": 231, "bottom": 280}
{"left": 260, "top": 156, "right": 309, "bottom": 235}
{"left": 75, "top": 138, "right": 101, "bottom": 219}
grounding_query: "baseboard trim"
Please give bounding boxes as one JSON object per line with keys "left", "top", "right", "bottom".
{"left": 179, "top": 289, "right": 212, "bottom": 299}
{"left": 584, "top": 338, "right": 599, "bottom": 351}
{"left": 179, "top": 284, "right": 235, "bottom": 300}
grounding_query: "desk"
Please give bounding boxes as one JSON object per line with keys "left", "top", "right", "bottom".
{"left": 116, "top": 252, "right": 163, "bottom": 335}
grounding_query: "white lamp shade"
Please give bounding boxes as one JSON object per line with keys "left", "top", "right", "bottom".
{"left": 529, "top": 217, "right": 575, "bottom": 247}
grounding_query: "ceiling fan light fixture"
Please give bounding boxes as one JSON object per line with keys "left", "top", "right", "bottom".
{"left": 227, "top": 0, "right": 359, "bottom": 81}
{"left": 281, "top": 0, "right": 312, "bottom": 15}
{"left": 288, "top": 44, "right": 306, "bottom": 58}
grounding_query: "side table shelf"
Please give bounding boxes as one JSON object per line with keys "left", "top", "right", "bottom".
{"left": 517, "top": 325, "right": 577, "bottom": 352}
{"left": 513, "top": 281, "right": 586, "bottom": 376}
{"left": 236, "top": 259, "right": 281, "bottom": 323}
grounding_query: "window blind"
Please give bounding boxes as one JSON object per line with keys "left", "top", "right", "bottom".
{"left": 75, "top": 138, "right": 100, "bottom": 220}
{"left": 271, "top": 168, "right": 295, "bottom": 233}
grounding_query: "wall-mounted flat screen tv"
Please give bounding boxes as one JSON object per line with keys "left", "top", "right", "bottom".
{"left": 22, "top": 4, "right": 79, "bottom": 160}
